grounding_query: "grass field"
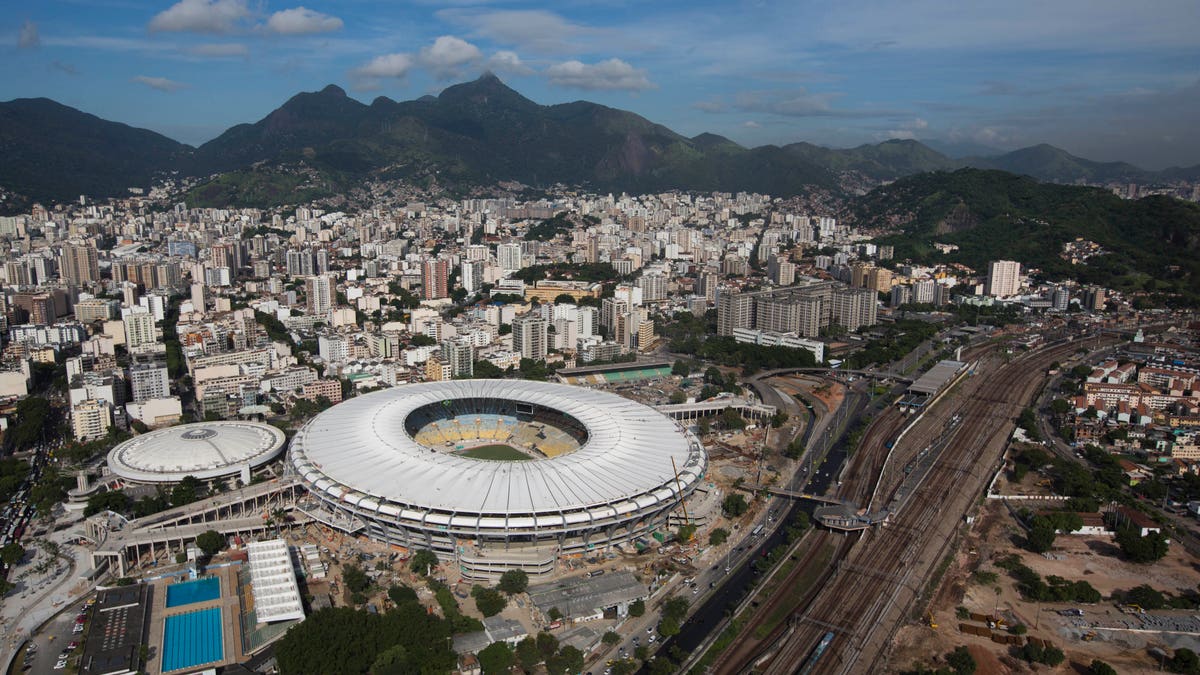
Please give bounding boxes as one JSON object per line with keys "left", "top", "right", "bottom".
{"left": 459, "top": 444, "right": 531, "bottom": 461}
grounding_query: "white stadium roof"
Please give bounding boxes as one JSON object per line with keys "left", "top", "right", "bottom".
{"left": 290, "top": 380, "right": 702, "bottom": 515}
{"left": 107, "top": 421, "right": 287, "bottom": 484}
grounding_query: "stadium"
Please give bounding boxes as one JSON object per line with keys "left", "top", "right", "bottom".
{"left": 106, "top": 421, "right": 287, "bottom": 485}
{"left": 288, "top": 379, "right": 707, "bottom": 578}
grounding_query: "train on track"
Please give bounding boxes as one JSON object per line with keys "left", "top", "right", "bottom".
{"left": 798, "top": 631, "right": 835, "bottom": 675}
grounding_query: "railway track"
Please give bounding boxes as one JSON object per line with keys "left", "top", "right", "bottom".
{"left": 746, "top": 339, "right": 1098, "bottom": 674}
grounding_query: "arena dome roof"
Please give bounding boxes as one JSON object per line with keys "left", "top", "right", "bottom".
{"left": 107, "top": 421, "right": 287, "bottom": 484}
{"left": 290, "top": 379, "right": 705, "bottom": 515}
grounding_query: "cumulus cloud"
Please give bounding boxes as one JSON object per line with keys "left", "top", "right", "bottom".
{"left": 133, "top": 75, "right": 187, "bottom": 92}
{"left": 743, "top": 121, "right": 762, "bottom": 129}
{"left": 545, "top": 58, "right": 655, "bottom": 92}
{"left": 486, "top": 50, "right": 533, "bottom": 76}
{"left": 186, "top": 42, "right": 249, "bottom": 57}
{"left": 439, "top": 9, "right": 587, "bottom": 55}
{"left": 351, "top": 52, "right": 414, "bottom": 90}
{"left": 266, "top": 7, "right": 343, "bottom": 35}
{"left": 18, "top": 20, "right": 39, "bottom": 48}
{"left": 149, "top": 0, "right": 249, "bottom": 34}
{"left": 419, "top": 36, "right": 482, "bottom": 80}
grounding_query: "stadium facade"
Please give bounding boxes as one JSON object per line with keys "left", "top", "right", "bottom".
{"left": 289, "top": 379, "right": 707, "bottom": 579}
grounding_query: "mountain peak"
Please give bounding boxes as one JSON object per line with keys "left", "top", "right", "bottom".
{"left": 438, "top": 72, "right": 534, "bottom": 109}
{"left": 319, "top": 84, "right": 347, "bottom": 97}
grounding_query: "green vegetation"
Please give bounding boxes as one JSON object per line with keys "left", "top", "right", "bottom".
{"left": 0, "top": 458, "right": 31, "bottom": 503}
{"left": 1114, "top": 524, "right": 1170, "bottom": 563}
{"left": 524, "top": 212, "right": 574, "bottom": 241}
{"left": 428, "top": 579, "right": 484, "bottom": 634}
{"left": 995, "top": 554, "right": 1100, "bottom": 603}
{"left": 1019, "top": 641, "right": 1065, "bottom": 667}
{"left": 478, "top": 642, "right": 514, "bottom": 674}
{"left": 459, "top": 445, "right": 531, "bottom": 461}
{"left": 901, "top": 645, "right": 976, "bottom": 675}
{"left": 1, "top": 543, "right": 25, "bottom": 565}
{"left": 1167, "top": 648, "right": 1200, "bottom": 674}
{"left": 185, "top": 168, "right": 334, "bottom": 209}
{"left": 721, "top": 493, "right": 749, "bottom": 518}
{"left": 276, "top": 605, "right": 455, "bottom": 674}
{"left": 471, "top": 585, "right": 507, "bottom": 617}
{"left": 343, "top": 564, "right": 371, "bottom": 595}
{"left": 843, "top": 320, "right": 939, "bottom": 370}
{"left": 84, "top": 490, "right": 131, "bottom": 517}
{"left": 497, "top": 569, "right": 529, "bottom": 595}
{"left": 1089, "top": 660, "right": 1118, "bottom": 675}
{"left": 195, "top": 530, "right": 225, "bottom": 557}
{"left": 657, "top": 596, "right": 690, "bottom": 637}
{"left": 709, "top": 527, "right": 730, "bottom": 546}
{"left": 862, "top": 169, "right": 1200, "bottom": 306}
{"left": 3, "top": 397, "right": 56, "bottom": 453}
{"left": 409, "top": 549, "right": 439, "bottom": 576}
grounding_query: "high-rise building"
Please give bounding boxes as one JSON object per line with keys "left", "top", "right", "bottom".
{"left": 422, "top": 258, "right": 450, "bottom": 300}
{"left": 512, "top": 314, "right": 548, "bottom": 360}
{"left": 59, "top": 243, "right": 99, "bottom": 284}
{"left": 71, "top": 399, "right": 112, "bottom": 441}
{"left": 986, "top": 260, "right": 1021, "bottom": 297}
{"left": 1083, "top": 286, "right": 1106, "bottom": 312}
{"left": 191, "top": 282, "right": 206, "bottom": 311}
{"left": 497, "top": 243, "right": 523, "bottom": 272}
{"left": 831, "top": 287, "right": 878, "bottom": 332}
{"left": 75, "top": 298, "right": 118, "bottom": 324}
{"left": 306, "top": 275, "right": 334, "bottom": 317}
{"left": 441, "top": 338, "right": 474, "bottom": 378}
{"left": 124, "top": 309, "right": 157, "bottom": 348}
{"left": 638, "top": 273, "right": 667, "bottom": 303}
{"left": 461, "top": 260, "right": 483, "bottom": 294}
{"left": 717, "top": 292, "right": 754, "bottom": 336}
{"left": 129, "top": 363, "right": 171, "bottom": 403}
{"left": 1052, "top": 285, "right": 1071, "bottom": 311}
{"left": 767, "top": 255, "right": 796, "bottom": 286}
{"left": 286, "top": 249, "right": 315, "bottom": 277}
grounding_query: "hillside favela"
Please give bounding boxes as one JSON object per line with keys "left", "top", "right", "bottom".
{"left": 2, "top": 2, "right": 1200, "bottom": 675}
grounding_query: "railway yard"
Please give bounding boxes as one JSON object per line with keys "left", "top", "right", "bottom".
{"left": 704, "top": 336, "right": 1107, "bottom": 674}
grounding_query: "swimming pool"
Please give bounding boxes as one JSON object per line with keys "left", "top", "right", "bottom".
{"left": 161, "top": 607, "right": 224, "bottom": 672}
{"left": 165, "top": 577, "right": 220, "bottom": 608}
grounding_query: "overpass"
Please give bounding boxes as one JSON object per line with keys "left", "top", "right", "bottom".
{"left": 751, "top": 366, "right": 914, "bottom": 384}
{"left": 737, "top": 483, "right": 844, "bottom": 505}
{"left": 655, "top": 397, "right": 777, "bottom": 422}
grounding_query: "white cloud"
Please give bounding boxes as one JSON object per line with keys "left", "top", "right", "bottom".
{"left": 18, "top": 20, "right": 39, "bottom": 49}
{"left": 266, "top": 7, "right": 343, "bottom": 35}
{"left": 133, "top": 75, "right": 187, "bottom": 92}
{"left": 439, "top": 9, "right": 587, "bottom": 54}
{"left": 545, "top": 58, "right": 655, "bottom": 92}
{"left": 186, "top": 43, "right": 249, "bottom": 57}
{"left": 419, "top": 36, "right": 482, "bottom": 80}
{"left": 149, "top": 0, "right": 249, "bottom": 34}
{"left": 351, "top": 52, "right": 415, "bottom": 90}
{"left": 743, "top": 121, "right": 762, "bottom": 129}
{"left": 486, "top": 50, "right": 532, "bottom": 76}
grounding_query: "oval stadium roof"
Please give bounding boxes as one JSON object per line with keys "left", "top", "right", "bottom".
{"left": 107, "top": 421, "right": 287, "bottom": 483}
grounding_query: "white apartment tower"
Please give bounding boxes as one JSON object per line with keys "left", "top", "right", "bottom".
{"left": 986, "top": 260, "right": 1021, "bottom": 298}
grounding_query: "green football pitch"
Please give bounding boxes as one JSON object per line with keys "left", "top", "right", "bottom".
{"left": 458, "top": 444, "right": 531, "bottom": 460}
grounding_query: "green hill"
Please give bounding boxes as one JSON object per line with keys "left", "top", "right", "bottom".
{"left": 858, "top": 169, "right": 1200, "bottom": 304}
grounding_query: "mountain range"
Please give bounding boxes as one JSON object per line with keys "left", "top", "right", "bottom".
{"left": 1, "top": 73, "right": 1198, "bottom": 208}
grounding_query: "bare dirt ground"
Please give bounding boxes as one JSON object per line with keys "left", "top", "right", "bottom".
{"left": 887, "top": 500, "right": 1200, "bottom": 674}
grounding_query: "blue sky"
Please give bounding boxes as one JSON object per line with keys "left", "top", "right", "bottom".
{"left": 4, "top": 0, "right": 1199, "bottom": 168}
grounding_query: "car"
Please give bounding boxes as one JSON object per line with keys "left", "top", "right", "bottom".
{"left": 692, "top": 587, "right": 700, "bottom": 594}
{"left": 67, "top": 642, "right": 78, "bottom": 651}
{"left": 54, "top": 660, "right": 68, "bottom": 670}
{"left": 648, "top": 635, "right": 656, "bottom": 644}
{"left": 646, "top": 627, "right": 653, "bottom": 634}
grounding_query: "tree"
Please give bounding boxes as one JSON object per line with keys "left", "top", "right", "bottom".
{"left": 515, "top": 637, "right": 540, "bottom": 670}
{"left": 1042, "top": 647, "right": 1065, "bottom": 667}
{"left": 720, "top": 408, "right": 746, "bottom": 430}
{"left": 1026, "top": 517, "right": 1057, "bottom": 553}
{"left": 709, "top": 528, "right": 730, "bottom": 546}
{"left": 1089, "top": 660, "right": 1118, "bottom": 675}
{"left": 387, "top": 584, "right": 417, "bottom": 606}
{"left": 343, "top": 564, "right": 371, "bottom": 594}
{"left": 629, "top": 599, "right": 645, "bottom": 617}
{"left": 669, "top": 391, "right": 687, "bottom": 404}
{"left": 676, "top": 524, "right": 697, "bottom": 542}
{"left": 657, "top": 616, "right": 680, "bottom": 637}
{"left": 536, "top": 632, "right": 559, "bottom": 658}
{"left": 0, "top": 543, "right": 25, "bottom": 565}
{"left": 170, "top": 475, "right": 203, "bottom": 507}
{"left": 371, "top": 644, "right": 411, "bottom": 675}
{"left": 474, "top": 587, "right": 507, "bottom": 617}
{"left": 945, "top": 646, "right": 976, "bottom": 675}
{"left": 410, "top": 549, "right": 439, "bottom": 575}
{"left": 602, "top": 631, "right": 621, "bottom": 645}
{"left": 546, "top": 645, "right": 584, "bottom": 675}
{"left": 672, "top": 360, "right": 691, "bottom": 377}
{"left": 1167, "top": 648, "right": 1200, "bottom": 674}
{"left": 722, "top": 493, "right": 749, "bottom": 518}
{"left": 497, "top": 569, "right": 529, "bottom": 595}
{"left": 84, "top": 490, "right": 130, "bottom": 517}
{"left": 1125, "top": 584, "right": 1167, "bottom": 610}
{"left": 547, "top": 606, "right": 563, "bottom": 621}
{"left": 477, "top": 642, "right": 514, "bottom": 674}
{"left": 195, "top": 530, "right": 225, "bottom": 557}
{"left": 1008, "top": 623, "right": 1028, "bottom": 636}
{"left": 1115, "top": 526, "right": 1170, "bottom": 563}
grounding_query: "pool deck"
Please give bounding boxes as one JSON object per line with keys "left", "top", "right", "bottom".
{"left": 147, "top": 566, "right": 244, "bottom": 675}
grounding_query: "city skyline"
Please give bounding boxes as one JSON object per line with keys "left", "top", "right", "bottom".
{"left": 3, "top": 0, "right": 1199, "bottom": 169}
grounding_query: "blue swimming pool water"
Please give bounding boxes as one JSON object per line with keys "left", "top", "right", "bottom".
{"left": 165, "top": 577, "right": 220, "bottom": 607}
{"left": 161, "top": 608, "right": 223, "bottom": 672}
